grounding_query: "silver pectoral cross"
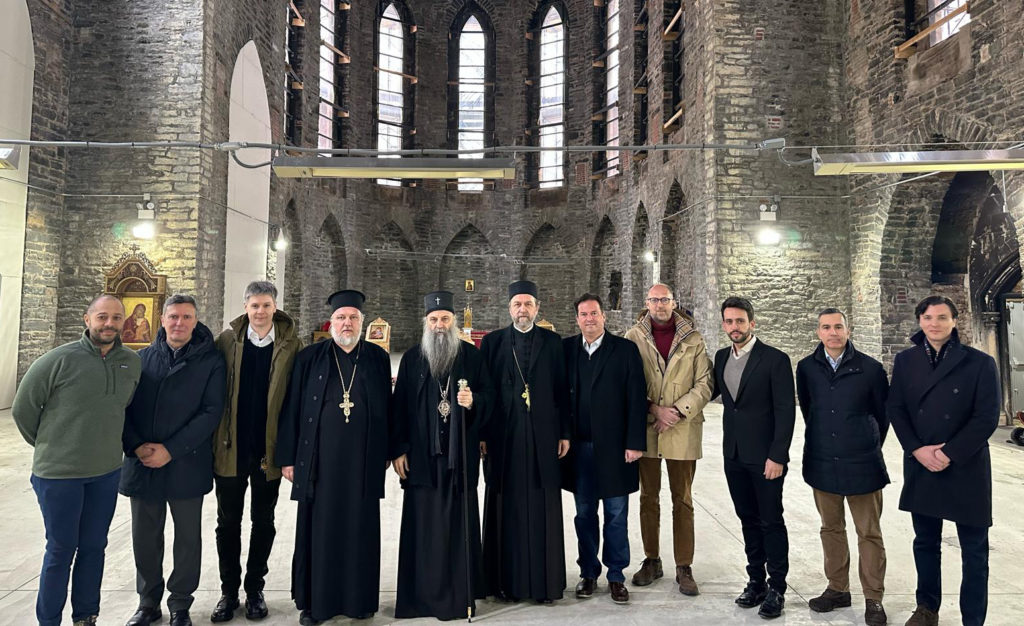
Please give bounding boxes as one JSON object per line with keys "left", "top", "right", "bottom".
{"left": 340, "top": 391, "right": 354, "bottom": 423}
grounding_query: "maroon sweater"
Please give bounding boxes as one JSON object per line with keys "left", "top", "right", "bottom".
{"left": 651, "top": 317, "right": 674, "bottom": 362}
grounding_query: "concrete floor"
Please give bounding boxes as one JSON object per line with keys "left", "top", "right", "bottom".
{"left": 1, "top": 403, "right": 1022, "bottom": 626}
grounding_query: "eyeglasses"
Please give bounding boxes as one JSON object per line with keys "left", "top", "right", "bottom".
{"left": 646, "top": 297, "right": 673, "bottom": 305}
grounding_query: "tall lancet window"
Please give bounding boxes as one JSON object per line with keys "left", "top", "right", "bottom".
{"left": 457, "top": 15, "right": 486, "bottom": 191}
{"left": 377, "top": 3, "right": 404, "bottom": 185}
{"left": 605, "top": 0, "right": 620, "bottom": 176}
{"left": 537, "top": 6, "right": 565, "bottom": 188}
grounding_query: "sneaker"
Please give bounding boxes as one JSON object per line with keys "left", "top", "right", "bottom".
{"left": 808, "top": 587, "right": 852, "bottom": 612}
{"left": 73, "top": 617, "right": 98, "bottom": 626}
{"left": 631, "top": 557, "right": 663, "bottom": 586}
{"left": 758, "top": 588, "right": 785, "bottom": 619}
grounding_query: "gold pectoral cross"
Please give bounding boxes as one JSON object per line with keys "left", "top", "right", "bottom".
{"left": 522, "top": 384, "right": 531, "bottom": 411}
{"left": 340, "top": 392, "right": 354, "bottom": 423}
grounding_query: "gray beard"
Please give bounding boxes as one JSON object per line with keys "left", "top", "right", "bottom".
{"left": 421, "top": 322, "right": 461, "bottom": 379}
{"left": 513, "top": 314, "right": 536, "bottom": 332}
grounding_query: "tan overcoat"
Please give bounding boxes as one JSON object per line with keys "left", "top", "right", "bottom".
{"left": 624, "top": 310, "right": 713, "bottom": 460}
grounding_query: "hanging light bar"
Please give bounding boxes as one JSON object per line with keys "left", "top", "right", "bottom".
{"left": 812, "top": 148, "right": 1024, "bottom": 175}
{"left": 271, "top": 156, "right": 517, "bottom": 179}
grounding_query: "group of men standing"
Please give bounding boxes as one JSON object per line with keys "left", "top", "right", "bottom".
{"left": 12, "top": 276, "right": 998, "bottom": 626}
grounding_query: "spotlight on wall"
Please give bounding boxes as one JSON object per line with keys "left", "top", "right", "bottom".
{"left": 271, "top": 225, "right": 288, "bottom": 251}
{"left": 0, "top": 145, "right": 22, "bottom": 170}
{"left": 757, "top": 227, "right": 781, "bottom": 246}
{"left": 132, "top": 220, "right": 155, "bottom": 239}
{"left": 642, "top": 250, "right": 656, "bottom": 263}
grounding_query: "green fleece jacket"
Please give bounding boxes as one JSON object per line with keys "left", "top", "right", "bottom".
{"left": 12, "top": 331, "right": 141, "bottom": 478}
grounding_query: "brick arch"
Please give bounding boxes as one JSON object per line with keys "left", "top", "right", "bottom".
{"left": 661, "top": 180, "right": 685, "bottom": 300}
{"left": 362, "top": 221, "right": 418, "bottom": 351}
{"left": 590, "top": 216, "right": 619, "bottom": 309}
{"left": 521, "top": 223, "right": 576, "bottom": 331}
{"left": 439, "top": 224, "right": 503, "bottom": 330}
{"left": 303, "top": 213, "right": 348, "bottom": 333}
{"left": 630, "top": 203, "right": 652, "bottom": 314}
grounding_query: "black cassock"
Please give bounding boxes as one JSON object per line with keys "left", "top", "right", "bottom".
{"left": 481, "top": 326, "right": 567, "bottom": 601}
{"left": 392, "top": 344, "right": 490, "bottom": 621}
{"left": 277, "top": 340, "right": 392, "bottom": 622}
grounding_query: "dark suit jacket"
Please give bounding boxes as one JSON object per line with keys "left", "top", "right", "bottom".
{"left": 390, "top": 341, "right": 492, "bottom": 489}
{"left": 713, "top": 338, "right": 795, "bottom": 465}
{"left": 561, "top": 333, "right": 648, "bottom": 499}
{"left": 480, "top": 325, "right": 570, "bottom": 491}
{"left": 276, "top": 339, "right": 393, "bottom": 502}
{"left": 887, "top": 330, "right": 999, "bottom": 527}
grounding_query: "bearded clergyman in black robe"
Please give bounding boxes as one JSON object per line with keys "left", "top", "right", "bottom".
{"left": 392, "top": 291, "right": 492, "bottom": 621}
{"left": 480, "top": 280, "right": 570, "bottom": 603}
{"left": 276, "top": 290, "right": 393, "bottom": 625}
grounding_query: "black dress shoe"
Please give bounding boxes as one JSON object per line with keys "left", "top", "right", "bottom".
{"left": 575, "top": 577, "right": 597, "bottom": 598}
{"left": 169, "top": 610, "right": 193, "bottom": 626}
{"left": 298, "top": 610, "right": 321, "bottom": 626}
{"left": 609, "top": 581, "right": 629, "bottom": 604}
{"left": 125, "top": 606, "right": 162, "bottom": 626}
{"left": 354, "top": 613, "right": 375, "bottom": 620}
{"left": 735, "top": 581, "right": 768, "bottom": 608}
{"left": 757, "top": 588, "right": 784, "bottom": 619}
{"left": 245, "top": 593, "right": 268, "bottom": 620}
{"left": 210, "top": 595, "right": 239, "bottom": 622}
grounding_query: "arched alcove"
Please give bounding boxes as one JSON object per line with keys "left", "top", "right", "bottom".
{"left": 0, "top": 0, "right": 34, "bottom": 408}
{"left": 223, "top": 40, "right": 272, "bottom": 328}
{"left": 521, "top": 223, "right": 576, "bottom": 332}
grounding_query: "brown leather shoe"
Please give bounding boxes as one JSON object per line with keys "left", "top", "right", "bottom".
{"left": 675, "top": 565, "right": 699, "bottom": 596}
{"left": 575, "top": 577, "right": 596, "bottom": 598}
{"left": 865, "top": 599, "right": 888, "bottom": 626}
{"left": 808, "top": 587, "right": 851, "bottom": 613}
{"left": 609, "top": 581, "right": 629, "bottom": 604}
{"left": 905, "top": 605, "right": 938, "bottom": 626}
{"left": 631, "top": 557, "right": 663, "bottom": 586}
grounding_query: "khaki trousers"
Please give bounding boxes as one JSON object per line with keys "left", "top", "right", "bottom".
{"left": 638, "top": 457, "right": 696, "bottom": 566}
{"left": 812, "top": 488, "right": 886, "bottom": 601}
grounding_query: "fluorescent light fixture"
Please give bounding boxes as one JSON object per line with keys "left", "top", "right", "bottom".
{"left": 272, "top": 156, "right": 517, "bottom": 179}
{"left": 757, "top": 227, "right": 781, "bottom": 246}
{"left": 812, "top": 148, "right": 1024, "bottom": 175}
{"left": 0, "top": 145, "right": 22, "bottom": 170}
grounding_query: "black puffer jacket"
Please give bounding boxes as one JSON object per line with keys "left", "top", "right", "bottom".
{"left": 796, "top": 341, "right": 890, "bottom": 496}
{"left": 120, "top": 322, "right": 226, "bottom": 500}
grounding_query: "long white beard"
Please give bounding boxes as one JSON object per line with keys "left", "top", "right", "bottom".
{"left": 421, "top": 321, "right": 461, "bottom": 379}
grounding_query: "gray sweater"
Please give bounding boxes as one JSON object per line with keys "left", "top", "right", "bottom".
{"left": 12, "top": 331, "right": 141, "bottom": 478}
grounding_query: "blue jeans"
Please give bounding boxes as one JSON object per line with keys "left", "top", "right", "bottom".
{"left": 912, "top": 513, "right": 989, "bottom": 626}
{"left": 572, "top": 442, "right": 630, "bottom": 583}
{"left": 31, "top": 469, "right": 121, "bottom": 626}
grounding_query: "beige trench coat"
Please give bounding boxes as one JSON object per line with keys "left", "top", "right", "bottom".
{"left": 624, "top": 310, "right": 713, "bottom": 460}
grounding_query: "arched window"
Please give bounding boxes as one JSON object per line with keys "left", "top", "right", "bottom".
{"left": 318, "top": 0, "right": 348, "bottom": 151}
{"left": 536, "top": 5, "right": 565, "bottom": 188}
{"left": 662, "top": 0, "right": 683, "bottom": 133}
{"left": 458, "top": 16, "right": 486, "bottom": 191}
{"left": 449, "top": 6, "right": 494, "bottom": 192}
{"left": 376, "top": 2, "right": 408, "bottom": 185}
{"left": 284, "top": 1, "right": 305, "bottom": 146}
{"left": 604, "top": 0, "right": 620, "bottom": 176}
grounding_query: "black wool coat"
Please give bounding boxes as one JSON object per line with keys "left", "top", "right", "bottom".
{"left": 713, "top": 338, "right": 795, "bottom": 465}
{"left": 120, "top": 323, "right": 226, "bottom": 500}
{"left": 561, "top": 333, "right": 648, "bottom": 499}
{"left": 390, "top": 341, "right": 493, "bottom": 489}
{"left": 796, "top": 341, "right": 890, "bottom": 496}
{"left": 275, "top": 339, "right": 393, "bottom": 502}
{"left": 887, "top": 330, "right": 1000, "bottom": 527}
{"left": 480, "top": 325, "right": 570, "bottom": 491}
